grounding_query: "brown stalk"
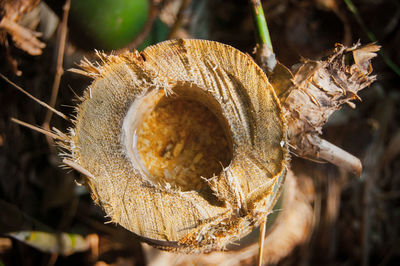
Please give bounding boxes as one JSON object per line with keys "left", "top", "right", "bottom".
{"left": 117, "top": 0, "right": 160, "bottom": 53}
{"left": 360, "top": 98, "right": 395, "bottom": 266}
{"left": 42, "top": 0, "right": 70, "bottom": 145}
{"left": 167, "top": 0, "right": 191, "bottom": 39}
{"left": 274, "top": 43, "right": 380, "bottom": 176}
{"left": 311, "top": 136, "right": 362, "bottom": 176}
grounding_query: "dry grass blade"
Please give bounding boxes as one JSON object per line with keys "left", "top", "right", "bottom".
{"left": 11, "top": 117, "right": 65, "bottom": 141}
{"left": 0, "top": 72, "right": 68, "bottom": 120}
{"left": 62, "top": 159, "right": 96, "bottom": 181}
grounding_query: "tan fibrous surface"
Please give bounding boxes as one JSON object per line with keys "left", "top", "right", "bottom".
{"left": 136, "top": 98, "right": 232, "bottom": 191}
{"left": 63, "top": 39, "right": 288, "bottom": 252}
{"left": 143, "top": 170, "right": 314, "bottom": 266}
{"left": 0, "top": 0, "right": 39, "bottom": 22}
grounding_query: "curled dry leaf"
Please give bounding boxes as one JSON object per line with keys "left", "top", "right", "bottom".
{"left": 0, "top": 0, "right": 45, "bottom": 55}
{"left": 273, "top": 43, "right": 380, "bottom": 175}
{"left": 62, "top": 39, "right": 288, "bottom": 252}
{"left": 0, "top": 16, "right": 45, "bottom": 55}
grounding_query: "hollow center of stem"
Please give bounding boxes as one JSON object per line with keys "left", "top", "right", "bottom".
{"left": 135, "top": 96, "right": 232, "bottom": 191}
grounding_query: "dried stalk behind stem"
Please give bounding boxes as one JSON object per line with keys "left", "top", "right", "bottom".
{"left": 166, "top": 0, "right": 191, "bottom": 39}
{"left": 0, "top": 0, "right": 45, "bottom": 56}
{"left": 360, "top": 98, "right": 395, "bottom": 266}
{"left": 274, "top": 43, "right": 380, "bottom": 175}
{"left": 117, "top": 0, "right": 160, "bottom": 52}
{"left": 43, "top": 0, "right": 70, "bottom": 130}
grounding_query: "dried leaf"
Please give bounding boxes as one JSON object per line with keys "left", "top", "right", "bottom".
{"left": 0, "top": 0, "right": 45, "bottom": 55}
{"left": 351, "top": 43, "right": 380, "bottom": 74}
{"left": 0, "top": 17, "right": 45, "bottom": 55}
{"left": 277, "top": 43, "right": 379, "bottom": 173}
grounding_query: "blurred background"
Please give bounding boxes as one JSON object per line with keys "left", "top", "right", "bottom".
{"left": 0, "top": 0, "right": 399, "bottom": 265}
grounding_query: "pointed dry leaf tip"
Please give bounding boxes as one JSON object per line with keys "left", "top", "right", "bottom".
{"left": 64, "top": 39, "right": 288, "bottom": 252}
{"left": 278, "top": 43, "right": 379, "bottom": 174}
{"left": 348, "top": 43, "right": 381, "bottom": 74}
{"left": 11, "top": 118, "right": 65, "bottom": 141}
{"left": 0, "top": 0, "right": 45, "bottom": 56}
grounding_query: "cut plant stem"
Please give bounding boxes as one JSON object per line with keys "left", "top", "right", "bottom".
{"left": 249, "top": 0, "right": 276, "bottom": 73}
{"left": 65, "top": 39, "right": 288, "bottom": 252}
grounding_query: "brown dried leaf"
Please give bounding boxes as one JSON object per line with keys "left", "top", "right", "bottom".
{"left": 0, "top": 0, "right": 44, "bottom": 55}
{"left": 0, "top": 17, "right": 45, "bottom": 55}
{"left": 67, "top": 39, "right": 288, "bottom": 252}
{"left": 268, "top": 60, "right": 294, "bottom": 98}
{"left": 277, "top": 43, "right": 379, "bottom": 173}
{"left": 351, "top": 43, "right": 380, "bottom": 74}
{"left": 0, "top": 0, "right": 40, "bottom": 21}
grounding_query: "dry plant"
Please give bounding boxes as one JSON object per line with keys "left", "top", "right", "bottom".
{"left": 0, "top": 1, "right": 383, "bottom": 265}
{"left": 0, "top": 0, "right": 45, "bottom": 75}
{"left": 65, "top": 39, "right": 288, "bottom": 252}
{"left": 3, "top": 38, "right": 379, "bottom": 254}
